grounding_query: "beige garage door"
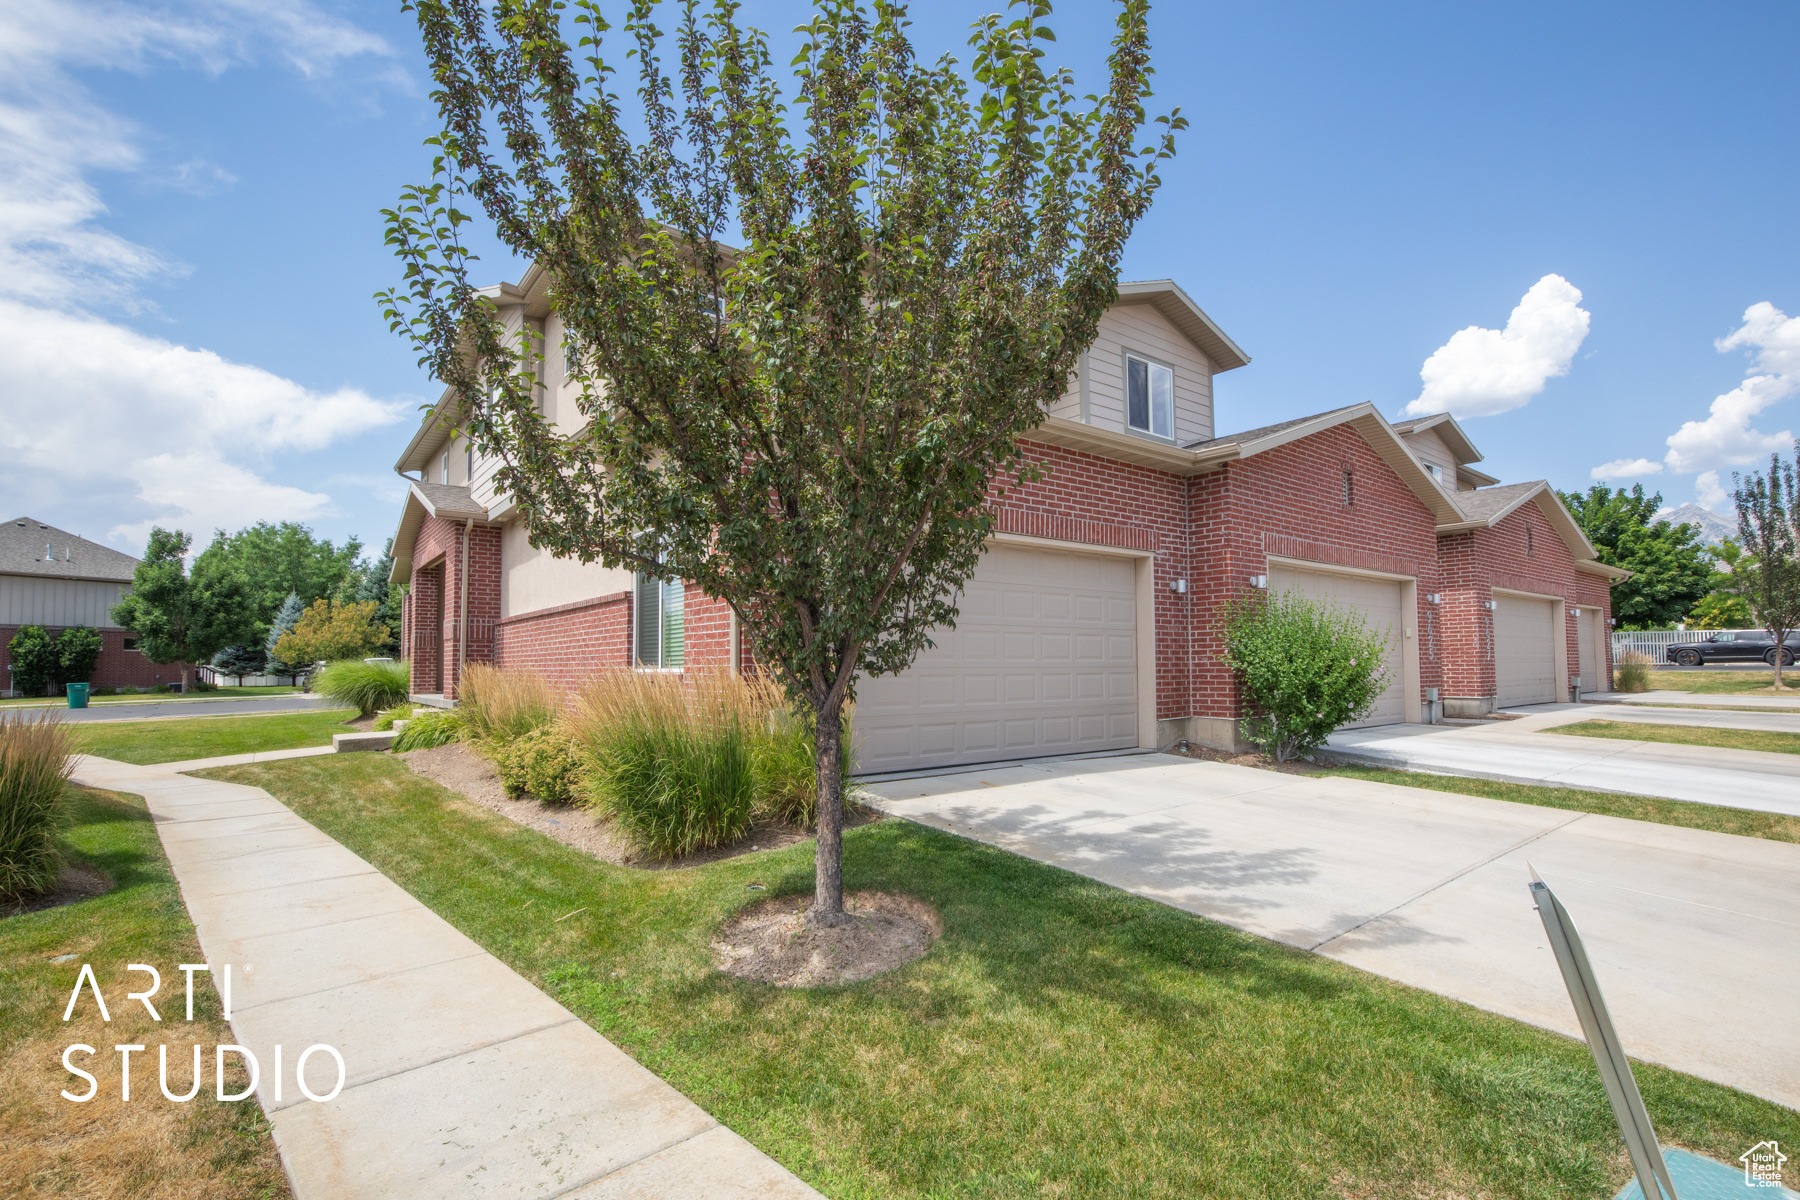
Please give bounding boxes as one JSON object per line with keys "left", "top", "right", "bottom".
{"left": 1576, "top": 609, "right": 1599, "bottom": 693}
{"left": 1496, "top": 594, "right": 1556, "bottom": 706}
{"left": 852, "top": 543, "right": 1138, "bottom": 773}
{"left": 1267, "top": 564, "right": 1406, "bottom": 727}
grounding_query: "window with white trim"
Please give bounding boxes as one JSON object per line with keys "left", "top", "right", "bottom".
{"left": 440, "top": 451, "right": 449, "bottom": 485}
{"left": 633, "top": 574, "right": 686, "bottom": 668}
{"left": 465, "top": 446, "right": 473, "bottom": 483}
{"left": 1125, "top": 353, "right": 1174, "bottom": 440}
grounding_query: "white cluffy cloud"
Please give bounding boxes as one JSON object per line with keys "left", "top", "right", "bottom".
{"left": 1405, "top": 274, "right": 1591, "bottom": 418}
{"left": 0, "top": 0, "right": 407, "bottom": 550}
{"left": 1585, "top": 302, "right": 1800, "bottom": 513}
{"left": 1589, "top": 457, "right": 1663, "bottom": 481}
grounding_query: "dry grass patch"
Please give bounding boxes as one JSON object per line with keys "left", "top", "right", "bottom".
{"left": 0, "top": 786, "right": 288, "bottom": 1199}
{"left": 715, "top": 890, "right": 939, "bottom": 987}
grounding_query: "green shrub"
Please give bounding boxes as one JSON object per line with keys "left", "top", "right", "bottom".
{"left": 0, "top": 712, "right": 74, "bottom": 899}
{"left": 459, "top": 664, "right": 558, "bottom": 744}
{"left": 7, "top": 626, "right": 57, "bottom": 696}
{"left": 1614, "top": 650, "right": 1653, "bottom": 693}
{"left": 571, "top": 671, "right": 755, "bottom": 857}
{"left": 373, "top": 702, "right": 415, "bottom": 731}
{"left": 392, "top": 708, "right": 466, "bottom": 751}
{"left": 313, "top": 658, "right": 410, "bottom": 718}
{"left": 151, "top": 684, "right": 171, "bottom": 694}
{"left": 1220, "top": 589, "right": 1391, "bottom": 762}
{"left": 494, "top": 727, "right": 582, "bottom": 804}
{"left": 755, "top": 708, "right": 855, "bottom": 828}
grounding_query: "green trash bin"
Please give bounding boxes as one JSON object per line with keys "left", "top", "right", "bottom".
{"left": 66, "top": 683, "right": 90, "bottom": 709}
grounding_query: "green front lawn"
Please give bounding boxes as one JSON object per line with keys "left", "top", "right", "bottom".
{"left": 1547, "top": 719, "right": 1800, "bottom": 757}
{"left": 0, "top": 787, "right": 289, "bottom": 1197}
{"left": 1315, "top": 763, "right": 1800, "bottom": 844}
{"left": 72, "top": 710, "right": 356, "bottom": 765}
{"left": 1639, "top": 669, "right": 1800, "bottom": 694}
{"left": 196, "top": 754, "right": 1796, "bottom": 1200}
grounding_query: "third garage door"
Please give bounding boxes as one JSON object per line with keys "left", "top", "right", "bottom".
{"left": 1267, "top": 564, "right": 1406, "bottom": 727}
{"left": 1495, "top": 593, "right": 1556, "bottom": 706}
{"left": 852, "top": 543, "right": 1138, "bottom": 773}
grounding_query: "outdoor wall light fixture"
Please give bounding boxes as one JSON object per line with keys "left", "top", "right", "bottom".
{"left": 1425, "top": 593, "right": 1441, "bottom": 605}
{"left": 1248, "top": 574, "right": 1268, "bottom": 589}
{"left": 1482, "top": 600, "right": 1498, "bottom": 611}
{"left": 1170, "top": 578, "right": 1188, "bottom": 594}
{"left": 1568, "top": 608, "right": 1581, "bottom": 617}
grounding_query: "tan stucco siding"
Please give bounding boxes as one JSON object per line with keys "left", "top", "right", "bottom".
{"left": 0, "top": 575, "right": 130, "bottom": 628}
{"left": 1053, "top": 304, "right": 1214, "bottom": 444}
{"left": 499, "top": 520, "right": 634, "bottom": 619}
{"left": 1401, "top": 428, "right": 1462, "bottom": 489}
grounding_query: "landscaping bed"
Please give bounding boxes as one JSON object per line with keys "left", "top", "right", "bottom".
{"left": 196, "top": 752, "right": 1797, "bottom": 1199}
{"left": 0, "top": 786, "right": 290, "bottom": 1199}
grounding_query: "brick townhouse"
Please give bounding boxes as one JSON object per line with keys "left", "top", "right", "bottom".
{"left": 387, "top": 268, "right": 1624, "bottom": 771}
{"left": 0, "top": 518, "right": 184, "bottom": 695}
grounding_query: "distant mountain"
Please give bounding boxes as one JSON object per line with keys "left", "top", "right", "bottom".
{"left": 1657, "top": 503, "right": 1736, "bottom": 546}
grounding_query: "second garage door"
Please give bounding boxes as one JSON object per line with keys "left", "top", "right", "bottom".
{"left": 852, "top": 543, "right": 1139, "bottom": 773}
{"left": 1267, "top": 564, "right": 1406, "bottom": 727}
{"left": 1495, "top": 593, "right": 1556, "bottom": 706}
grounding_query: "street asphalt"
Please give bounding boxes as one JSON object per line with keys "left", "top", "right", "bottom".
{"left": 14, "top": 694, "right": 334, "bottom": 723}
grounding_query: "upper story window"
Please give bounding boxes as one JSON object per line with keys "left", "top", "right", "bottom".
{"left": 1125, "top": 353, "right": 1174, "bottom": 440}
{"left": 440, "top": 451, "right": 449, "bottom": 485}
{"left": 466, "top": 446, "right": 474, "bottom": 482}
{"left": 633, "top": 574, "right": 685, "bottom": 669}
{"left": 1425, "top": 462, "right": 1444, "bottom": 483}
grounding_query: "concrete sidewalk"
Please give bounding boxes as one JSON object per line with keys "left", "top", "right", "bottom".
{"left": 864, "top": 754, "right": 1800, "bottom": 1111}
{"left": 1328, "top": 713, "right": 1800, "bottom": 817}
{"left": 72, "top": 753, "right": 822, "bottom": 1200}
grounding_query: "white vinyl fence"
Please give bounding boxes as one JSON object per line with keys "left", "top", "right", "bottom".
{"left": 1609, "top": 628, "right": 1762, "bottom": 664}
{"left": 195, "top": 665, "right": 302, "bottom": 688}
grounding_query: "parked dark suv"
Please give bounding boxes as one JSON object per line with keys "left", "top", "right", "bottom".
{"left": 1666, "top": 631, "right": 1800, "bottom": 666}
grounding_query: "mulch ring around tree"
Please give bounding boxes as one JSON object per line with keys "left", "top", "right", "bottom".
{"left": 714, "top": 890, "right": 941, "bottom": 987}
{"left": 1, "top": 863, "right": 113, "bottom": 919}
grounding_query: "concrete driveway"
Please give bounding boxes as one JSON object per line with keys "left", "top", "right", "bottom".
{"left": 1328, "top": 705, "right": 1800, "bottom": 817}
{"left": 863, "top": 753, "right": 1800, "bottom": 1110}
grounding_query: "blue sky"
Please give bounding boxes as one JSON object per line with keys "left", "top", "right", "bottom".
{"left": 3, "top": 0, "right": 1796, "bottom": 563}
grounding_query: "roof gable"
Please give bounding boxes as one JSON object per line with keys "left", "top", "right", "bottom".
{"left": 0, "top": 517, "right": 139, "bottom": 583}
{"left": 1112, "top": 280, "right": 1250, "bottom": 372}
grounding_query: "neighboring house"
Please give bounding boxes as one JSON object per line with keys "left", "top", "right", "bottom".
{"left": 0, "top": 518, "right": 182, "bottom": 695}
{"left": 387, "top": 268, "right": 1623, "bottom": 770}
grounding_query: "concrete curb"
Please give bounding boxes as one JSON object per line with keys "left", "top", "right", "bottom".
{"left": 69, "top": 754, "right": 824, "bottom": 1200}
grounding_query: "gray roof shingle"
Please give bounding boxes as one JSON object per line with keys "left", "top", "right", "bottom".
{"left": 1452, "top": 481, "right": 1545, "bottom": 522}
{"left": 0, "top": 517, "right": 140, "bottom": 583}
{"left": 1183, "top": 404, "right": 1367, "bottom": 451}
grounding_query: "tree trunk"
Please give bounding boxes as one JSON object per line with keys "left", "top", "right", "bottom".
{"left": 810, "top": 695, "right": 851, "bottom": 927}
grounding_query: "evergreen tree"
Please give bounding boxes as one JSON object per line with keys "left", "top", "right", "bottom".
{"left": 264, "top": 592, "right": 307, "bottom": 675}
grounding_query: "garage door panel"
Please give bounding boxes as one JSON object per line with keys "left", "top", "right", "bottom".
{"left": 1496, "top": 595, "right": 1555, "bottom": 706}
{"left": 853, "top": 544, "right": 1139, "bottom": 772}
{"left": 1268, "top": 565, "right": 1406, "bottom": 728}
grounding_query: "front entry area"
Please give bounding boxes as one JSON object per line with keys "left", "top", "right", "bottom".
{"left": 852, "top": 542, "right": 1139, "bottom": 773}
{"left": 1267, "top": 562, "right": 1407, "bottom": 727}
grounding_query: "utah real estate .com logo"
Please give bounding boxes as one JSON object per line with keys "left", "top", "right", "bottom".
{"left": 1741, "top": 1140, "right": 1787, "bottom": 1189}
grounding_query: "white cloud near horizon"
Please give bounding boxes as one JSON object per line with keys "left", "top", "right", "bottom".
{"left": 1405, "top": 274, "right": 1591, "bottom": 418}
{"left": 1586, "top": 301, "right": 1800, "bottom": 515}
{"left": 0, "top": 0, "right": 407, "bottom": 553}
{"left": 1589, "top": 457, "right": 1663, "bottom": 481}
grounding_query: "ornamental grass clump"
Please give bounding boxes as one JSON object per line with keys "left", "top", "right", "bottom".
{"left": 1221, "top": 589, "right": 1391, "bottom": 762}
{"left": 751, "top": 681, "right": 856, "bottom": 830}
{"left": 1614, "top": 650, "right": 1653, "bottom": 694}
{"left": 313, "top": 658, "right": 410, "bottom": 718}
{"left": 392, "top": 708, "right": 467, "bottom": 751}
{"left": 571, "top": 670, "right": 756, "bottom": 857}
{"left": 459, "top": 664, "right": 558, "bottom": 744}
{"left": 0, "top": 712, "right": 74, "bottom": 899}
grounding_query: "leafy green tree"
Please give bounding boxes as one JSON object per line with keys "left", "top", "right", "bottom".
{"left": 380, "top": 0, "right": 1180, "bottom": 922}
{"left": 55, "top": 628, "right": 103, "bottom": 686}
{"left": 1559, "top": 484, "right": 1712, "bottom": 629}
{"left": 347, "top": 539, "right": 402, "bottom": 656}
{"left": 264, "top": 592, "right": 306, "bottom": 676}
{"left": 1731, "top": 450, "right": 1800, "bottom": 688}
{"left": 1687, "top": 592, "right": 1751, "bottom": 629}
{"left": 1220, "top": 590, "right": 1390, "bottom": 762}
{"left": 194, "top": 521, "right": 363, "bottom": 637}
{"left": 111, "top": 528, "right": 257, "bottom": 692}
{"left": 273, "top": 599, "right": 391, "bottom": 667}
{"left": 7, "top": 626, "right": 58, "bottom": 696}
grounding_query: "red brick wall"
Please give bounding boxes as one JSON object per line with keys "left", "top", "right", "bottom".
{"left": 495, "top": 591, "right": 631, "bottom": 693}
{"left": 1183, "top": 425, "right": 1446, "bottom": 722}
{"left": 404, "top": 516, "right": 502, "bottom": 699}
{"left": 0, "top": 626, "right": 188, "bottom": 694}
